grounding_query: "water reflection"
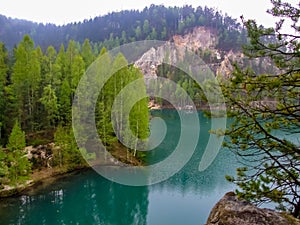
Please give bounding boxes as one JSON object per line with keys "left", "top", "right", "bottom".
{"left": 0, "top": 111, "right": 239, "bottom": 225}
{"left": 148, "top": 110, "right": 236, "bottom": 194}
{"left": 0, "top": 170, "right": 149, "bottom": 225}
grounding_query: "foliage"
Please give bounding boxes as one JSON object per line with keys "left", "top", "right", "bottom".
{"left": 96, "top": 52, "right": 150, "bottom": 159}
{"left": 53, "top": 125, "right": 86, "bottom": 170}
{"left": 0, "top": 147, "right": 8, "bottom": 188}
{"left": 0, "top": 30, "right": 151, "bottom": 184}
{"left": 40, "top": 84, "right": 58, "bottom": 127}
{"left": 0, "top": 5, "right": 245, "bottom": 52}
{"left": 6, "top": 121, "right": 31, "bottom": 183}
{"left": 0, "top": 43, "right": 8, "bottom": 144}
{"left": 12, "top": 35, "right": 41, "bottom": 131}
{"left": 223, "top": 0, "right": 300, "bottom": 218}
{"left": 0, "top": 4, "right": 259, "bottom": 189}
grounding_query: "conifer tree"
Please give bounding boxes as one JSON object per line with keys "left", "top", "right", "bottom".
{"left": 40, "top": 84, "right": 58, "bottom": 127}
{"left": 6, "top": 121, "right": 31, "bottom": 183}
{"left": 81, "top": 39, "right": 95, "bottom": 69}
{"left": 0, "top": 43, "right": 8, "bottom": 144}
{"left": 223, "top": 0, "right": 300, "bottom": 218}
{"left": 12, "top": 35, "right": 41, "bottom": 131}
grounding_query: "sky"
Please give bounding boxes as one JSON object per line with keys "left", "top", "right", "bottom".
{"left": 0, "top": 0, "right": 287, "bottom": 27}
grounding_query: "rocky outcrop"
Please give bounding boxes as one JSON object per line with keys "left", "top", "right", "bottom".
{"left": 25, "top": 143, "right": 55, "bottom": 169}
{"left": 216, "top": 51, "right": 244, "bottom": 78}
{"left": 134, "top": 26, "right": 236, "bottom": 83}
{"left": 206, "top": 192, "right": 300, "bottom": 225}
{"left": 135, "top": 26, "right": 278, "bottom": 85}
{"left": 134, "top": 43, "right": 176, "bottom": 83}
{"left": 173, "top": 26, "right": 217, "bottom": 51}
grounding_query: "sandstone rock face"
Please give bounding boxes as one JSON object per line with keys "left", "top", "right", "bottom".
{"left": 206, "top": 192, "right": 300, "bottom": 225}
{"left": 134, "top": 26, "right": 219, "bottom": 84}
{"left": 172, "top": 26, "right": 217, "bottom": 51}
{"left": 134, "top": 26, "right": 276, "bottom": 86}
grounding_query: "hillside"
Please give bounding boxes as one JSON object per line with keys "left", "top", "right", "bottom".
{"left": 0, "top": 5, "right": 246, "bottom": 51}
{"left": 0, "top": 4, "right": 267, "bottom": 191}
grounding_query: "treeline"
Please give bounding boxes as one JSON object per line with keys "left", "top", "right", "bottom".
{"left": 0, "top": 5, "right": 246, "bottom": 51}
{"left": 0, "top": 35, "right": 93, "bottom": 142}
{"left": 0, "top": 35, "right": 149, "bottom": 187}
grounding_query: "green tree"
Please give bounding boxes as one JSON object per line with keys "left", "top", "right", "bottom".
{"left": 54, "top": 125, "right": 85, "bottom": 169}
{"left": 121, "top": 31, "right": 127, "bottom": 44}
{"left": 12, "top": 35, "right": 41, "bottom": 131}
{"left": 6, "top": 121, "right": 31, "bottom": 183}
{"left": 143, "top": 19, "right": 150, "bottom": 35}
{"left": 128, "top": 67, "right": 149, "bottom": 156}
{"left": 97, "top": 100, "right": 117, "bottom": 146}
{"left": 81, "top": 39, "right": 95, "bottom": 69}
{"left": 70, "top": 55, "right": 85, "bottom": 95}
{"left": 0, "top": 147, "right": 8, "bottom": 188}
{"left": 40, "top": 84, "right": 58, "bottom": 127}
{"left": 0, "top": 43, "right": 8, "bottom": 144}
{"left": 95, "top": 48, "right": 117, "bottom": 146}
{"left": 95, "top": 52, "right": 149, "bottom": 160}
{"left": 44, "top": 46, "right": 58, "bottom": 86}
{"left": 135, "top": 26, "right": 142, "bottom": 39}
{"left": 53, "top": 44, "right": 66, "bottom": 83}
{"left": 150, "top": 28, "right": 158, "bottom": 40}
{"left": 58, "top": 79, "right": 72, "bottom": 125}
{"left": 65, "top": 40, "right": 79, "bottom": 81}
{"left": 223, "top": 0, "right": 300, "bottom": 218}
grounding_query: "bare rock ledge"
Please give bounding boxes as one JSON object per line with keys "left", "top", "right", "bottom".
{"left": 206, "top": 192, "right": 300, "bottom": 225}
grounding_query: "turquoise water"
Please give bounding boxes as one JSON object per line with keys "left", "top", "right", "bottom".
{"left": 0, "top": 110, "right": 239, "bottom": 225}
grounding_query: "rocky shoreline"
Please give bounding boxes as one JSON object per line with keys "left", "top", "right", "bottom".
{"left": 0, "top": 141, "right": 142, "bottom": 198}
{"left": 206, "top": 192, "right": 300, "bottom": 225}
{"left": 0, "top": 166, "right": 87, "bottom": 198}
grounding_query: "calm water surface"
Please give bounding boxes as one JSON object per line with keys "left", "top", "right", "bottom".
{"left": 0, "top": 110, "right": 239, "bottom": 225}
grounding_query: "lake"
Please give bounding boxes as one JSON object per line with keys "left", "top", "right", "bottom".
{"left": 0, "top": 110, "right": 240, "bottom": 225}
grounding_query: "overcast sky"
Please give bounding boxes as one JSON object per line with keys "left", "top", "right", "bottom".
{"left": 0, "top": 0, "right": 287, "bottom": 27}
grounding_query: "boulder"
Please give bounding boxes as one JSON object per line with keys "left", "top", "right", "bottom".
{"left": 206, "top": 192, "right": 300, "bottom": 225}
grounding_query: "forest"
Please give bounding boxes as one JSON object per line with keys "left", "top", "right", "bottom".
{"left": 0, "top": 5, "right": 246, "bottom": 188}
{"left": 0, "top": 5, "right": 245, "bottom": 51}
{"left": 0, "top": 35, "right": 150, "bottom": 187}
{"left": 0, "top": 1, "right": 299, "bottom": 220}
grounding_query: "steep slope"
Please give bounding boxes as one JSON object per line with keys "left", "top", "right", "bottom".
{"left": 135, "top": 26, "right": 235, "bottom": 81}
{"left": 135, "top": 25, "right": 276, "bottom": 83}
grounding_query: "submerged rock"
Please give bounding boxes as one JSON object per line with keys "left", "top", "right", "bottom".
{"left": 206, "top": 192, "right": 300, "bottom": 225}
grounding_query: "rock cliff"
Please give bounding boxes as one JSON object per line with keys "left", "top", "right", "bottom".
{"left": 206, "top": 192, "right": 300, "bottom": 225}
{"left": 134, "top": 26, "right": 239, "bottom": 82}
{"left": 134, "top": 26, "right": 275, "bottom": 83}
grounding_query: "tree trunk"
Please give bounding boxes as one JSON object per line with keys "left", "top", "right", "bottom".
{"left": 293, "top": 199, "right": 300, "bottom": 218}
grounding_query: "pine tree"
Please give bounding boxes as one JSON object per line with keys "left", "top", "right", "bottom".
{"left": 81, "top": 39, "right": 95, "bottom": 69}
{"left": 0, "top": 43, "right": 8, "bottom": 144}
{"left": 223, "top": 0, "right": 300, "bottom": 218}
{"left": 44, "top": 46, "right": 58, "bottom": 86}
{"left": 12, "top": 35, "right": 41, "bottom": 131}
{"left": 54, "top": 125, "right": 85, "bottom": 169}
{"left": 70, "top": 55, "right": 85, "bottom": 95}
{"left": 40, "top": 84, "right": 58, "bottom": 127}
{"left": 58, "top": 79, "right": 72, "bottom": 125}
{"left": 6, "top": 121, "right": 31, "bottom": 183}
{"left": 53, "top": 44, "right": 66, "bottom": 83}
